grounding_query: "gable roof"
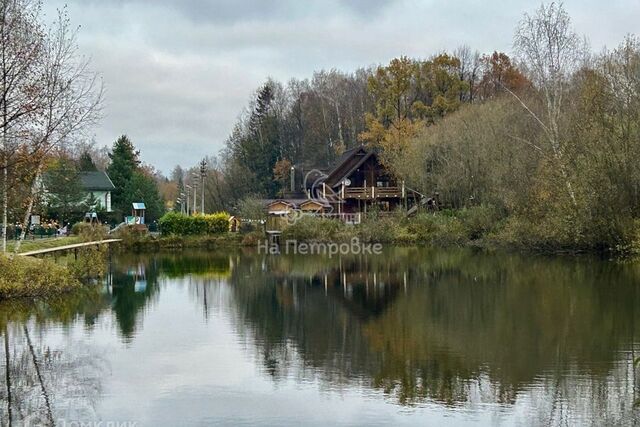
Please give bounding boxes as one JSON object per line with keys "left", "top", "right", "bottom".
{"left": 79, "top": 171, "right": 115, "bottom": 191}
{"left": 324, "top": 146, "right": 376, "bottom": 188}
{"left": 264, "top": 198, "right": 331, "bottom": 209}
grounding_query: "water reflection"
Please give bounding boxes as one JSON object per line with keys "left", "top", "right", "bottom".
{"left": 226, "top": 248, "right": 640, "bottom": 423}
{"left": 0, "top": 248, "right": 639, "bottom": 425}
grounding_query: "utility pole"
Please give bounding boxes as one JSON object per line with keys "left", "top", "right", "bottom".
{"left": 192, "top": 172, "right": 199, "bottom": 215}
{"left": 186, "top": 185, "right": 191, "bottom": 216}
{"left": 199, "top": 159, "right": 207, "bottom": 214}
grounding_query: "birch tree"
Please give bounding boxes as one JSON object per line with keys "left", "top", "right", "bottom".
{"left": 0, "top": 0, "right": 45, "bottom": 253}
{"left": 513, "top": 2, "right": 587, "bottom": 207}
{"left": 0, "top": 1, "right": 102, "bottom": 253}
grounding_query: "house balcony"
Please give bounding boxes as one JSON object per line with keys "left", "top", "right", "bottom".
{"left": 341, "top": 186, "right": 403, "bottom": 199}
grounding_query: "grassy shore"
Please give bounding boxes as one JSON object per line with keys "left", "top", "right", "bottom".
{"left": 0, "top": 227, "right": 110, "bottom": 299}
{"left": 0, "top": 254, "right": 81, "bottom": 299}
{"left": 276, "top": 208, "right": 640, "bottom": 256}
{"left": 118, "top": 207, "right": 640, "bottom": 256}
{"left": 5, "top": 236, "right": 82, "bottom": 254}
{"left": 117, "top": 231, "right": 246, "bottom": 251}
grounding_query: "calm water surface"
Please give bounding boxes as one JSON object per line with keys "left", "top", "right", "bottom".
{"left": 2, "top": 247, "right": 640, "bottom": 426}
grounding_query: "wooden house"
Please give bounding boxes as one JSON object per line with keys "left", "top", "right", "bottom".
{"left": 264, "top": 146, "right": 424, "bottom": 225}
{"left": 79, "top": 171, "right": 115, "bottom": 212}
{"left": 309, "top": 145, "right": 414, "bottom": 216}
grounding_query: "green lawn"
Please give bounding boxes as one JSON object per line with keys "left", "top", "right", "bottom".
{"left": 5, "top": 236, "right": 82, "bottom": 253}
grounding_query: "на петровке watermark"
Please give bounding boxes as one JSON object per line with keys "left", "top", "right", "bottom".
{"left": 258, "top": 237, "right": 382, "bottom": 257}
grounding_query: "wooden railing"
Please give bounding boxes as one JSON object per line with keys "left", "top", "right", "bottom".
{"left": 342, "top": 186, "right": 403, "bottom": 199}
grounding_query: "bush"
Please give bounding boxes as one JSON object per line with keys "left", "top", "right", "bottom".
{"left": 241, "top": 230, "right": 264, "bottom": 246}
{"left": 67, "top": 246, "right": 108, "bottom": 280}
{"left": 71, "top": 222, "right": 108, "bottom": 241}
{"left": 71, "top": 222, "right": 93, "bottom": 236}
{"left": 405, "top": 212, "right": 468, "bottom": 245}
{"left": 239, "top": 221, "right": 258, "bottom": 234}
{"left": 457, "top": 205, "right": 504, "bottom": 240}
{"left": 158, "top": 212, "right": 231, "bottom": 236}
{"left": 356, "top": 216, "right": 399, "bottom": 243}
{"left": 238, "top": 197, "right": 267, "bottom": 221}
{"left": 204, "top": 212, "right": 231, "bottom": 234}
{"left": 0, "top": 255, "right": 80, "bottom": 299}
{"left": 281, "top": 216, "right": 349, "bottom": 242}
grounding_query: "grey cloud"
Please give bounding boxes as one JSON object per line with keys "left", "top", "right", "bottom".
{"left": 66, "top": 0, "right": 390, "bottom": 25}
{"left": 339, "top": 0, "right": 395, "bottom": 17}
{"left": 44, "top": 0, "right": 640, "bottom": 173}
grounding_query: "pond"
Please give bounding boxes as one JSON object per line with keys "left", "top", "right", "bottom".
{"left": 1, "top": 247, "right": 640, "bottom": 426}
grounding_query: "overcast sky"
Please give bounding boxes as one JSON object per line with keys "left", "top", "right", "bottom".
{"left": 43, "top": 0, "right": 639, "bottom": 174}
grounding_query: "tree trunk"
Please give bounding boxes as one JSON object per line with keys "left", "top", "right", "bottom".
{"left": 335, "top": 103, "right": 345, "bottom": 151}
{"left": 13, "top": 162, "right": 43, "bottom": 254}
{"left": 24, "top": 325, "right": 54, "bottom": 426}
{"left": 1, "top": 2, "right": 6, "bottom": 254}
{"left": 1, "top": 147, "right": 7, "bottom": 253}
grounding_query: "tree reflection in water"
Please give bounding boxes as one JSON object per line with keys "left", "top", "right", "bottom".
{"left": 1, "top": 248, "right": 639, "bottom": 425}
{"left": 0, "top": 292, "right": 111, "bottom": 426}
{"left": 224, "top": 248, "right": 640, "bottom": 424}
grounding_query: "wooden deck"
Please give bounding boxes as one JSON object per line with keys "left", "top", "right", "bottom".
{"left": 18, "top": 239, "right": 122, "bottom": 257}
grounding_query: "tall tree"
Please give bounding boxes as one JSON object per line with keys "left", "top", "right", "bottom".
{"left": 477, "top": 52, "right": 529, "bottom": 100}
{"left": 106, "top": 135, "right": 140, "bottom": 216}
{"left": 0, "top": 0, "right": 45, "bottom": 252}
{"left": 122, "top": 171, "right": 164, "bottom": 221}
{"left": 170, "top": 165, "right": 184, "bottom": 212}
{"left": 514, "top": 1, "right": 588, "bottom": 207}
{"left": 77, "top": 151, "right": 97, "bottom": 171}
{"left": 42, "top": 157, "right": 85, "bottom": 224}
{"left": 2, "top": 1, "right": 102, "bottom": 253}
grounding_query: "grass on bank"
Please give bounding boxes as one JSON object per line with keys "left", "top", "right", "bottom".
{"left": 116, "top": 227, "right": 246, "bottom": 251}
{"left": 0, "top": 254, "right": 81, "bottom": 299}
{"left": 5, "top": 236, "right": 82, "bottom": 254}
{"left": 119, "top": 205, "right": 640, "bottom": 256}
{"left": 279, "top": 206, "right": 640, "bottom": 255}
{"left": 0, "top": 223, "right": 111, "bottom": 299}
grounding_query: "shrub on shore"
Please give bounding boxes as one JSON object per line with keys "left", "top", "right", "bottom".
{"left": 281, "top": 216, "right": 352, "bottom": 242}
{"left": 158, "top": 212, "right": 231, "bottom": 236}
{"left": 0, "top": 255, "right": 81, "bottom": 299}
{"left": 204, "top": 212, "right": 231, "bottom": 234}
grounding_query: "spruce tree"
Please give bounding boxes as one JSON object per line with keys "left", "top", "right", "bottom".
{"left": 107, "top": 135, "right": 140, "bottom": 216}
{"left": 78, "top": 151, "right": 98, "bottom": 171}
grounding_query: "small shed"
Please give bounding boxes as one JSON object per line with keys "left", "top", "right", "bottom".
{"left": 266, "top": 200, "right": 294, "bottom": 215}
{"left": 299, "top": 199, "right": 328, "bottom": 213}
